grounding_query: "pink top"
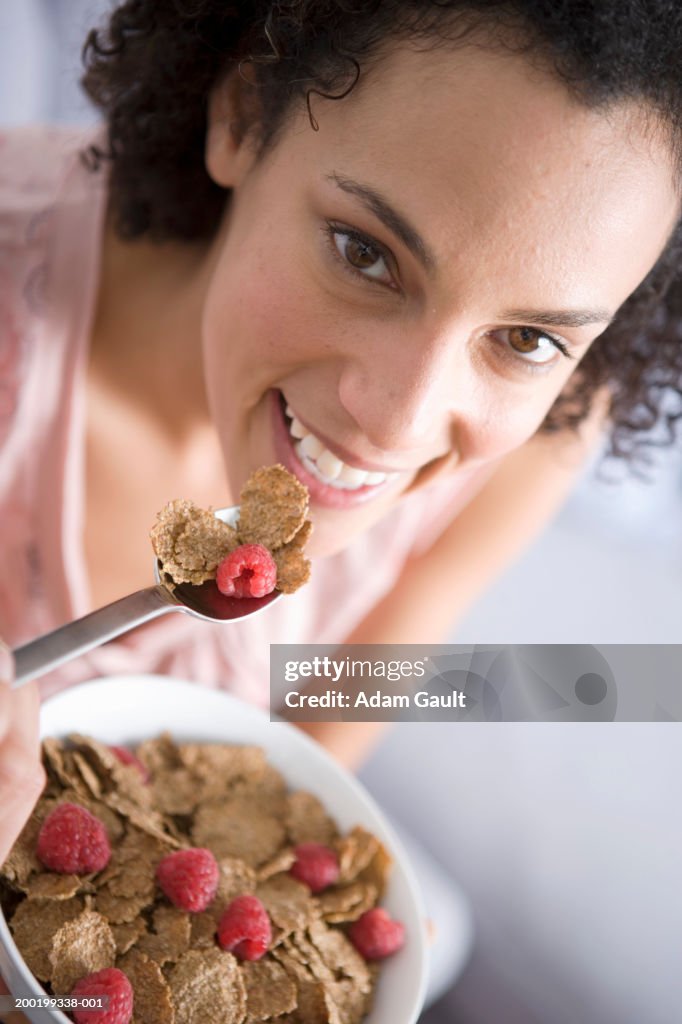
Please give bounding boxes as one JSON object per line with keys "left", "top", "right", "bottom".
{"left": 0, "top": 126, "right": 487, "bottom": 706}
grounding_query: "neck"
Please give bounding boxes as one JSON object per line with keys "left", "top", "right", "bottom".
{"left": 90, "top": 219, "right": 220, "bottom": 443}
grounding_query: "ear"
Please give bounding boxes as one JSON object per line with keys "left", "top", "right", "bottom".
{"left": 205, "top": 69, "right": 259, "bottom": 188}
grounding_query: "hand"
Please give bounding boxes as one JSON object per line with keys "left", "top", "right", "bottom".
{"left": 0, "top": 971, "right": 30, "bottom": 1024}
{"left": 0, "top": 642, "right": 45, "bottom": 870}
{"left": 0, "top": 643, "right": 45, "bottom": 1022}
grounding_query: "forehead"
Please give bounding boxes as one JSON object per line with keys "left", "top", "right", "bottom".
{"left": 276, "top": 43, "right": 679, "bottom": 309}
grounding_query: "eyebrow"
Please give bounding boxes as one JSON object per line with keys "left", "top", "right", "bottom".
{"left": 327, "top": 172, "right": 614, "bottom": 328}
{"left": 499, "top": 308, "right": 614, "bottom": 329}
{"left": 327, "top": 172, "right": 436, "bottom": 271}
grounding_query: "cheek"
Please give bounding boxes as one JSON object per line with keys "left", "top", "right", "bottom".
{"left": 201, "top": 241, "right": 325, "bottom": 381}
{"left": 462, "top": 379, "right": 566, "bottom": 464}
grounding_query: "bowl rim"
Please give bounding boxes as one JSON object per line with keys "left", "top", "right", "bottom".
{"left": 0, "top": 674, "right": 428, "bottom": 1024}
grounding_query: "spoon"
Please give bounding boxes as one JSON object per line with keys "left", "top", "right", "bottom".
{"left": 11, "top": 507, "right": 281, "bottom": 687}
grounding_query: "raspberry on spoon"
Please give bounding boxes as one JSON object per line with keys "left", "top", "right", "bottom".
{"left": 216, "top": 544, "right": 277, "bottom": 598}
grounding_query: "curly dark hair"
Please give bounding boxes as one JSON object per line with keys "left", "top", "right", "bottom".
{"left": 81, "top": 0, "right": 682, "bottom": 464}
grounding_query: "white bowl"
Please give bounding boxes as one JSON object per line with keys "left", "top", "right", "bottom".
{"left": 0, "top": 675, "right": 428, "bottom": 1024}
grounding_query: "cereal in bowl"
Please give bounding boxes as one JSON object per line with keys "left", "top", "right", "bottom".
{"left": 0, "top": 733, "right": 405, "bottom": 1024}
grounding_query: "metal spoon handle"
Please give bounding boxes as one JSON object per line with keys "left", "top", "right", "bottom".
{"left": 12, "top": 585, "right": 180, "bottom": 688}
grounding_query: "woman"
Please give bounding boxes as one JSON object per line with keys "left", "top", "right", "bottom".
{"left": 0, "top": 0, "right": 680, "bottom": 899}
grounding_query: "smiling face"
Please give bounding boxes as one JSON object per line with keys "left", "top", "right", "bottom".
{"left": 200, "top": 42, "right": 679, "bottom": 556}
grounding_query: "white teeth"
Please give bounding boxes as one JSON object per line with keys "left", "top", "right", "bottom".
{"left": 299, "top": 433, "right": 325, "bottom": 459}
{"left": 316, "top": 450, "right": 344, "bottom": 480}
{"left": 338, "top": 464, "right": 370, "bottom": 487}
{"left": 285, "top": 401, "right": 398, "bottom": 490}
{"left": 289, "top": 417, "right": 306, "bottom": 439}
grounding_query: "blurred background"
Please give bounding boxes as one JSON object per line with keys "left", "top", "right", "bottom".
{"left": 2, "top": 2, "right": 681, "bottom": 1022}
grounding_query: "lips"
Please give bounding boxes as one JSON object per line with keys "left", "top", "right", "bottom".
{"left": 285, "top": 406, "right": 399, "bottom": 491}
{"left": 270, "top": 392, "right": 406, "bottom": 509}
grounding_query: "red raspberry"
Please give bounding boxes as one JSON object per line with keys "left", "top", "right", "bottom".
{"left": 36, "top": 803, "right": 111, "bottom": 874}
{"left": 289, "top": 843, "right": 340, "bottom": 893}
{"left": 216, "top": 544, "right": 277, "bottom": 598}
{"left": 71, "top": 967, "right": 133, "bottom": 1024}
{"left": 349, "top": 908, "right": 405, "bottom": 960}
{"left": 110, "top": 745, "right": 150, "bottom": 783}
{"left": 216, "top": 894, "right": 272, "bottom": 960}
{"left": 155, "top": 848, "right": 220, "bottom": 913}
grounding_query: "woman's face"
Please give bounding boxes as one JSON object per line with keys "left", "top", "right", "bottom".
{"left": 201, "top": 43, "right": 679, "bottom": 555}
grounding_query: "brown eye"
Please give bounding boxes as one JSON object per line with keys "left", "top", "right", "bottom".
{"left": 508, "top": 326, "right": 543, "bottom": 353}
{"left": 331, "top": 228, "right": 393, "bottom": 285}
{"left": 491, "top": 326, "right": 567, "bottom": 365}
{"left": 345, "top": 235, "right": 382, "bottom": 270}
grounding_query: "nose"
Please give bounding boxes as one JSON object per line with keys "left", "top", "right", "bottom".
{"left": 337, "top": 320, "right": 466, "bottom": 457}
